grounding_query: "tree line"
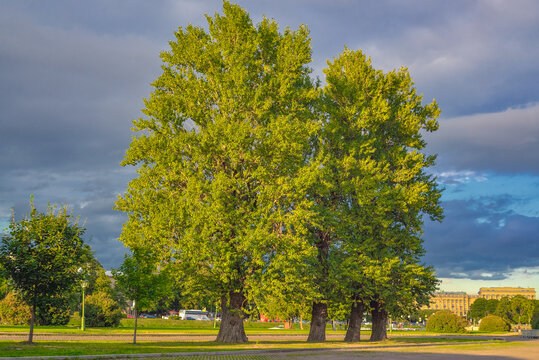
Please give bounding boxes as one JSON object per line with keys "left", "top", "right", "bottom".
{"left": 468, "top": 296, "right": 538, "bottom": 327}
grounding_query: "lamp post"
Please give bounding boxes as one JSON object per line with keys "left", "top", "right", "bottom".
{"left": 81, "top": 280, "right": 88, "bottom": 331}
{"left": 78, "top": 267, "right": 88, "bottom": 331}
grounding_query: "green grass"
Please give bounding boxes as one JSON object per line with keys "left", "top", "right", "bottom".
{"left": 0, "top": 319, "right": 324, "bottom": 335}
{"left": 0, "top": 336, "right": 498, "bottom": 357}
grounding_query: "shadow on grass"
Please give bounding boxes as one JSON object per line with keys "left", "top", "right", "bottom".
{"left": 0, "top": 336, "right": 503, "bottom": 358}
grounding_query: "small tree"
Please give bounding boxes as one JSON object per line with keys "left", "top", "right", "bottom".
{"left": 0, "top": 292, "right": 31, "bottom": 325}
{"left": 511, "top": 295, "right": 534, "bottom": 326}
{"left": 85, "top": 292, "right": 122, "bottom": 327}
{"left": 531, "top": 312, "right": 539, "bottom": 329}
{"left": 113, "top": 248, "right": 171, "bottom": 344}
{"left": 426, "top": 310, "right": 467, "bottom": 333}
{"left": 486, "top": 299, "right": 499, "bottom": 315}
{"left": 0, "top": 198, "right": 89, "bottom": 343}
{"left": 479, "top": 314, "right": 510, "bottom": 332}
{"left": 469, "top": 298, "right": 488, "bottom": 321}
{"left": 495, "top": 297, "right": 514, "bottom": 324}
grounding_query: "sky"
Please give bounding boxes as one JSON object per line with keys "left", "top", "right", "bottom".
{"left": 1, "top": 0, "right": 538, "bottom": 295}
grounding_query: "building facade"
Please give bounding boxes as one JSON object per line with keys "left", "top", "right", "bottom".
{"left": 479, "top": 287, "right": 536, "bottom": 300}
{"left": 425, "top": 287, "right": 536, "bottom": 317}
{"left": 426, "top": 292, "right": 478, "bottom": 317}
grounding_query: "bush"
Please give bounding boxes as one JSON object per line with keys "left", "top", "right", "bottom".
{"left": 36, "top": 297, "right": 71, "bottom": 325}
{"left": 531, "top": 312, "right": 539, "bottom": 329}
{"left": 0, "top": 292, "right": 31, "bottom": 325}
{"left": 85, "top": 292, "right": 122, "bottom": 327}
{"left": 425, "top": 310, "right": 467, "bottom": 333}
{"left": 479, "top": 314, "right": 511, "bottom": 332}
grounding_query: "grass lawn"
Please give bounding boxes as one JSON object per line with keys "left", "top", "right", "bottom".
{"left": 0, "top": 336, "right": 500, "bottom": 357}
{"left": 0, "top": 319, "right": 329, "bottom": 335}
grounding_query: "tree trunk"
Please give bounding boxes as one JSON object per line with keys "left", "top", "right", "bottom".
{"left": 284, "top": 318, "right": 294, "bottom": 329}
{"left": 216, "top": 291, "right": 248, "bottom": 343}
{"left": 344, "top": 301, "right": 364, "bottom": 342}
{"left": 300, "top": 314, "right": 303, "bottom": 330}
{"left": 133, "top": 309, "right": 138, "bottom": 345}
{"left": 370, "top": 300, "right": 388, "bottom": 342}
{"left": 307, "top": 302, "right": 327, "bottom": 342}
{"left": 28, "top": 302, "right": 36, "bottom": 344}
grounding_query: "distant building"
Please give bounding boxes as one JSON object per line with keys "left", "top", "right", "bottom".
{"left": 479, "top": 287, "right": 535, "bottom": 300}
{"left": 424, "top": 287, "right": 536, "bottom": 317}
{"left": 426, "top": 292, "right": 478, "bottom": 317}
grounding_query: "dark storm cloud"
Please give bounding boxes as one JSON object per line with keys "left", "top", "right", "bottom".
{"left": 2, "top": 0, "right": 539, "bottom": 275}
{"left": 423, "top": 198, "right": 539, "bottom": 280}
{"left": 426, "top": 104, "right": 539, "bottom": 174}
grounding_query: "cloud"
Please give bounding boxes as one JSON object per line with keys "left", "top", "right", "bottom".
{"left": 423, "top": 197, "right": 539, "bottom": 280}
{"left": 426, "top": 104, "right": 539, "bottom": 174}
{"left": 436, "top": 170, "right": 488, "bottom": 186}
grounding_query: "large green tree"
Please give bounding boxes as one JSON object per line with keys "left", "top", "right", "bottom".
{"left": 0, "top": 198, "right": 89, "bottom": 343}
{"left": 115, "top": 2, "right": 318, "bottom": 343}
{"left": 303, "top": 48, "right": 442, "bottom": 342}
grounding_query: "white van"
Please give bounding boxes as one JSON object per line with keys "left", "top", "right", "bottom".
{"left": 179, "top": 310, "right": 211, "bottom": 321}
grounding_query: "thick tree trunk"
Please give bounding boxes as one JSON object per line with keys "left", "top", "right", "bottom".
{"left": 307, "top": 302, "right": 327, "bottom": 342}
{"left": 133, "top": 309, "right": 138, "bottom": 345}
{"left": 216, "top": 291, "right": 248, "bottom": 343}
{"left": 344, "top": 301, "right": 364, "bottom": 342}
{"left": 369, "top": 300, "right": 388, "bottom": 342}
{"left": 28, "top": 303, "right": 36, "bottom": 344}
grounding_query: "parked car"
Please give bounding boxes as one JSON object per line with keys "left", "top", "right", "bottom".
{"left": 139, "top": 313, "right": 157, "bottom": 318}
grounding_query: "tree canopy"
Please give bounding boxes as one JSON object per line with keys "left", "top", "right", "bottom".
{"left": 0, "top": 198, "right": 89, "bottom": 343}
{"left": 115, "top": 1, "right": 443, "bottom": 344}
{"left": 115, "top": 2, "right": 320, "bottom": 343}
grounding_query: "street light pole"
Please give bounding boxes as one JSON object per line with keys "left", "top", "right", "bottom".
{"left": 81, "top": 280, "right": 87, "bottom": 331}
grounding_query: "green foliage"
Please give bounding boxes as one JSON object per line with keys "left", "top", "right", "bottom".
{"left": 36, "top": 295, "right": 71, "bottom": 325}
{"left": 312, "top": 47, "right": 442, "bottom": 332}
{"left": 425, "top": 310, "right": 467, "bottom": 333}
{"left": 486, "top": 299, "right": 499, "bottom": 315}
{"left": 495, "top": 297, "right": 513, "bottom": 323}
{"left": 479, "top": 314, "right": 511, "bottom": 332}
{"left": 0, "top": 264, "right": 9, "bottom": 300}
{"left": 531, "top": 312, "right": 539, "bottom": 329}
{"left": 113, "top": 249, "right": 172, "bottom": 315}
{"left": 510, "top": 295, "right": 534, "bottom": 325}
{"left": 494, "top": 296, "right": 534, "bottom": 325}
{"left": 0, "top": 198, "right": 90, "bottom": 340}
{"left": 0, "top": 292, "right": 31, "bottom": 325}
{"left": 85, "top": 292, "right": 123, "bottom": 327}
{"left": 469, "top": 298, "right": 489, "bottom": 320}
{"left": 114, "top": 1, "right": 319, "bottom": 339}
{"left": 113, "top": 2, "right": 443, "bottom": 342}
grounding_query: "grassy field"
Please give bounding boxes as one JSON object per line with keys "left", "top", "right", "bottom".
{"left": 0, "top": 318, "right": 514, "bottom": 357}
{"left": 0, "top": 318, "right": 329, "bottom": 334}
{"left": 0, "top": 337, "right": 499, "bottom": 357}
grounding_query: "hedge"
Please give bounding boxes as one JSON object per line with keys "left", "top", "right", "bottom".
{"left": 425, "top": 310, "right": 467, "bottom": 333}
{"left": 479, "top": 314, "right": 510, "bottom": 332}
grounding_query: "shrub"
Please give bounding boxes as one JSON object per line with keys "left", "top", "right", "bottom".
{"left": 531, "top": 312, "right": 539, "bottom": 330}
{"left": 85, "top": 292, "right": 122, "bottom": 327}
{"left": 425, "top": 310, "right": 467, "bottom": 333}
{"left": 479, "top": 314, "right": 511, "bottom": 332}
{"left": 0, "top": 292, "right": 31, "bottom": 325}
{"left": 68, "top": 311, "right": 81, "bottom": 327}
{"left": 36, "top": 296, "right": 71, "bottom": 326}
